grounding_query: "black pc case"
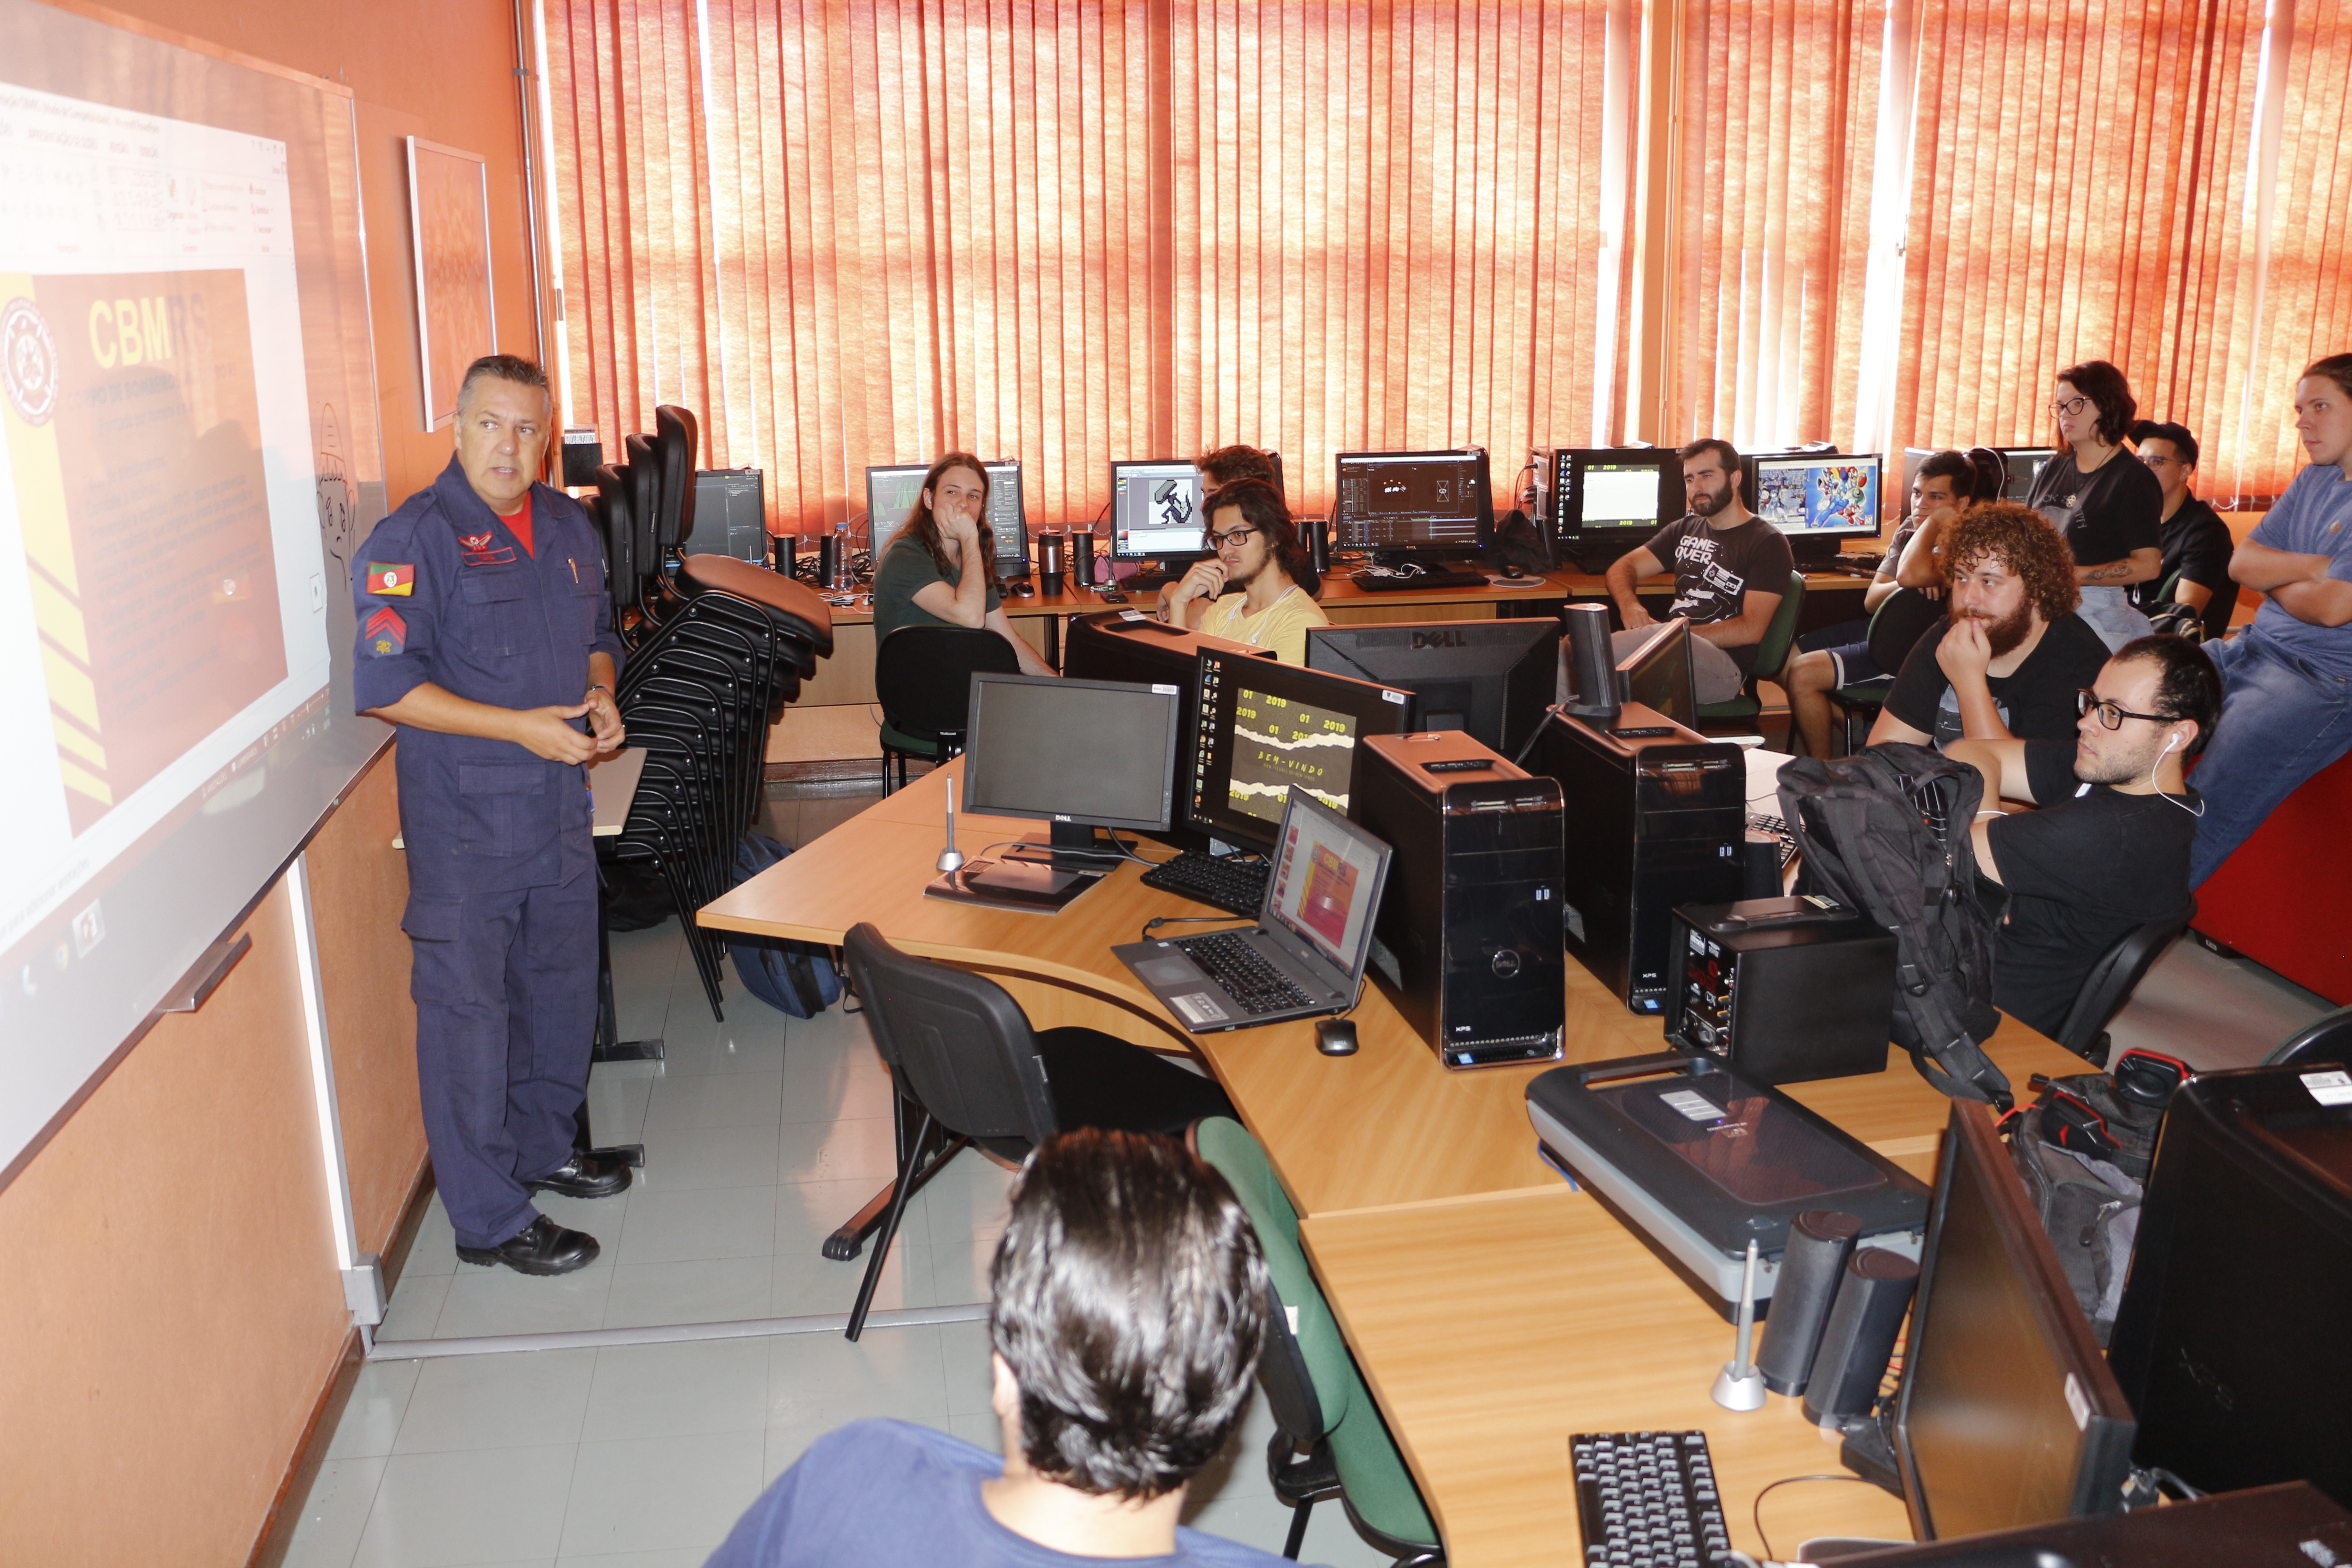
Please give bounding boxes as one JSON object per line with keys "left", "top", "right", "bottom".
{"left": 1829, "top": 1481, "right": 2352, "bottom": 1565}
{"left": 1665, "top": 896, "right": 1896, "bottom": 1085}
{"left": 2107, "top": 1063, "right": 2352, "bottom": 1506}
{"left": 1357, "top": 731, "right": 1565, "bottom": 1068}
{"left": 1529, "top": 707, "right": 1745, "bottom": 1014}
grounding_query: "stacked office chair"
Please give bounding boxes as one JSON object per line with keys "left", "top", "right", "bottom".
{"left": 1823, "top": 586, "right": 1944, "bottom": 753}
{"left": 2052, "top": 902, "right": 2196, "bottom": 1067}
{"left": 1696, "top": 569, "right": 1804, "bottom": 734}
{"left": 835, "top": 924, "right": 1237, "bottom": 1341}
{"left": 2265, "top": 1004, "right": 2352, "bottom": 1070}
{"left": 873, "top": 624, "right": 1023, "bottom": 793}
{"left": 1192, "top": 1116, "right": 1445, "bottom": 1565}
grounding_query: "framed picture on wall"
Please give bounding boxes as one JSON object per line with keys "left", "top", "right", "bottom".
{"left": 405, "top": 136, "right": 495, "bottom": 431}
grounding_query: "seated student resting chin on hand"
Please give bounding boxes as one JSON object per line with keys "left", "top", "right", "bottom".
{"left": 1945, "top": 634, "right": 2219, "bottom": 1039}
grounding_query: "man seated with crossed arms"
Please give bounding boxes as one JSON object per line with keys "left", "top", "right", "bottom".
{"left": 706, "top": 1129, "right": 1297, "bottom": 1567}
{"left": 1947, "top": 634, "right": 2218, "bottom": 1039}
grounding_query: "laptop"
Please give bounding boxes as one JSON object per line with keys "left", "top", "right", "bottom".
{"left": 1113, "top": 791, "right": 1392, "bottom": 1033}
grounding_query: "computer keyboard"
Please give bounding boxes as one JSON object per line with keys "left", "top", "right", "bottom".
{"left": 1140, "top": 850, "right": 1269, "bottom": 916}
{"left": 1570, "top": 1431, "right": 1735, "bottom": 1568}
{"left": 1746, "top": 810, "right": 1798, "bottom": 872}
{"left": 1175, "top": 931, "right": 1313, "bottom": 1015}
{"left": 1349, "top": 565, "right": 1494, "bottom": 591}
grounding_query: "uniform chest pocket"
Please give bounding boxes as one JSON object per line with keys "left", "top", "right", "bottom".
{"left": 456, "top": 762, "right": 550, "bottom": 856}
{"left": 571, "top": 576, "right": 605, "bottom": 648}
{"left": 456, "top": 569, "right": 532, "bottom": 657}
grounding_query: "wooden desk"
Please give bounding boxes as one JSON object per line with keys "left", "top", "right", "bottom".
{"left": 696, "top": 760, "right": 2088, "bottom": 1562}
{"left": 794, "top": 571, "right": 1573, "bottom": 706}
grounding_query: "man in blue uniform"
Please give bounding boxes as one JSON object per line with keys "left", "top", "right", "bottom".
{"left": 353, "top": 354, "right": 629, "bottom": 1277}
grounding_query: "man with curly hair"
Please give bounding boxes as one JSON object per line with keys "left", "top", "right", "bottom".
{"left": 706, "top": 1129, "right": 1295, "bottom": 1567}
{"left": 1870, "top": 501, "right": 2110, "bottom": 751}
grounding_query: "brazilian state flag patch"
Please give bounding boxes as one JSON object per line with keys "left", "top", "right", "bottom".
{"left": 367, "top": 562, "right": 415, "bottom": 597}
{"left": 364, "top": 606, "right": 407, "bottom": 657}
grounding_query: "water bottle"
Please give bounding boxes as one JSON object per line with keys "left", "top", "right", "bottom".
{"left": 832, "top": 517, "right": 853, "bottom": 590}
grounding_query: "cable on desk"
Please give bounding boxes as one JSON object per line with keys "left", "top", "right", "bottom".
{"left": 1749, "top": 1473, "right": 1887, "bottom": 1564}
{"left": 1137, "top": 915, "right": 1251, "bottom": 943}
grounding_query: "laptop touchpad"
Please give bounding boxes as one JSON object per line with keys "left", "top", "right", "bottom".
{"left": 1136, "top": 957, "right": 1202, "bottom": 986}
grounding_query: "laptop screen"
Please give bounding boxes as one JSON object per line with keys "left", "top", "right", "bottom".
{"left": 1266, "top": 797, "right": 1384, "bottom": 972}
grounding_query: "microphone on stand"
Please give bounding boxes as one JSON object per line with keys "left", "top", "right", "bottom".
{"left": 938, "top": 775, "right": 965, "bottom": 874}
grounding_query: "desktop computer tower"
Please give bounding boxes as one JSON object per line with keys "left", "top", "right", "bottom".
{"left": 1530, "top": 707, "right": 1745, "bottom": 1014}
{"left": 2106, "top": 1064, "right": 2352, "bottom": 1506}
{"left": 1357, "top": 733, "right": 1566, "bottom": 1069}
{"left": 1664, "top": 897, "right": 1896, "bottom": 1084}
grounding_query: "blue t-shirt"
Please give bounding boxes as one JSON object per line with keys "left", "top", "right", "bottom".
{"left": 705, "top": 1420, "right": 1311, "bottom": 1568}
{"left": 2243, "top": 461, "right": 2352, "bottom": 676}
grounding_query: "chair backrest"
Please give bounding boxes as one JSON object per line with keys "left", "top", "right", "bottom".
{"left": 594, "top": 462, "right": 639, "bottom": 609}
{"left": 874, "top": 624, "right": 1023, "bottom": 742}
{"left": 1192, "top": 1116, "right": 1439, "bottom": 1550}
{"left": 2265, "top": 1004, "right": 2352, "bottom": 1070}
{"left": 623, "top": 432, "right": 663, "bottom": 582}
{"left": 841, "top": 923, "right": 1059, "bottom": 1146}
{"left": 2053, "top": 905, "right": 2194, "bottom": 1064}
{"left": 1751, "top": 569, "right": 1807, "bottom": 684}
{"left": 1868, "top": 585, "right": 1944, "bottom": 677}
{"left": 653, "top": 404, "right": 699, "bottom": 552}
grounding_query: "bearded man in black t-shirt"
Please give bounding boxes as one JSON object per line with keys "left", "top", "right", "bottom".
{"left": 1601, "top": 437, "right": 1795, "bottom": 705}
{"left": 1946, "top": 635, "right": 2219, "bottom": 1040}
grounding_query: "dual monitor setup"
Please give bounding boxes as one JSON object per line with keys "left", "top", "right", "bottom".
{"left": 1534, "top": 446, "right": 1889, "bottom": 568}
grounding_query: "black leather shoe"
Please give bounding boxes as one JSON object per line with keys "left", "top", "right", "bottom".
{"left": 523, "top": 1151, "right": 633, "bottom": 1200}
{"left": 456, "top": 1215, "right": 599, "bottom": 1276}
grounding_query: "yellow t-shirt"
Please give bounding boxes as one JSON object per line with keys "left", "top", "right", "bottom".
{"left": 1196, "top": 584, "right": 1330, "bottom": 663}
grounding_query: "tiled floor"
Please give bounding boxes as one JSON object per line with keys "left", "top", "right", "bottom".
{"left": 279, "top": 784, "right": 1394, "bottom": 1568}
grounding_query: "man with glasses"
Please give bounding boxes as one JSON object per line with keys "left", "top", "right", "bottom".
{"left": 1946, "top": 635, "right": 2219, "bottom": 1039}
{"left": 1155, "top": 478, "right": 1328, "bottom": 661}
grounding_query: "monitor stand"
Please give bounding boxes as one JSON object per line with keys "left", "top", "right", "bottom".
{"left": 1121, "top": 559, "right": 1187, "bottom": 591}
{"left": 1000, "top": 821, "right": 1129, "bottom": 871}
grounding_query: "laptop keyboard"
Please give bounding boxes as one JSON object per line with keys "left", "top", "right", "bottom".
{"left": 1176, "top": 931, "right": 1315, "bottom": 1015}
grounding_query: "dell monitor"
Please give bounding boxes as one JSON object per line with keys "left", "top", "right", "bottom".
{"left": 1111, "top": 459, "right": 1210, "bottom": 568}
{"left": 1997, "top": 447, "right": 2057, "bottom": 503}
{"left": 1751, "top": 452, "right": 1884, "bottom": 563}
{"left": 1617, "top": 617, "right": 1697, "bottom": 730}
{"left": 1536, "top": 447, "right": 1687, "bottom": 569}
{"left": 1891, "top": 1103, "right": 2137, "bottom": 1541}
{"left": 1333, "top": 448, "right": 1494, "bottom": 565}
{"left": 962, "top": 672, "right": 1184, "bottom": 865}
{"left": 1189, "top": 648, "right": 1414, "bottom": 850}
{"left": 1303, "top": 619, "right": 1563, "bottom": 757}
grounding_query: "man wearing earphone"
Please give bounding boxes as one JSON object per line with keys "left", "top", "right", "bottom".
{"left": 1945, "top": 634, "right": 2220, "bottom": 1039}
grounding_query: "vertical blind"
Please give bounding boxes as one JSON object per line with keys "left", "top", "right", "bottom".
{"left": 546, "top": 0, "right": 1620, "bottom": 530}
{"left": 544, "top": 0, "right": 2352, "bottom": 531}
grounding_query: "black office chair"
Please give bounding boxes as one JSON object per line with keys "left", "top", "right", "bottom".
{"left": 1826, "top": 586, "right": 1944, "bottom": 753}
{"left": 873, "top": 624, "right": 1022, "bottom": 793}
{"left": 2052, "top": 903, "right": 2195, "bottom": 1067}
{"left": 1696, "top": 569, "right": 1804, "bottom": 732}
{"left": 653, "top": 403, "right": 699, "bottom": 555}
{"left": 2264, "top": 1004, "right": 2352, "bottom": 1069}
{"left": 836, "top": 923, "right": 1238, "bottom": 1340}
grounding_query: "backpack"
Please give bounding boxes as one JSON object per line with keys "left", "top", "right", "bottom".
{"left": 2142, "top": 598, "right": 2209, "bottom": 643}
{"left": 1776, "top": 744, "right": 2012, "bottom": 1108}
{"left": 725, "top": 833, "right": 845, "bottom": 1019}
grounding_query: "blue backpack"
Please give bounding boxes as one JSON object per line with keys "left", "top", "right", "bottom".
{"left": 725, "top": 833, "right": 845, "bottom": 1019}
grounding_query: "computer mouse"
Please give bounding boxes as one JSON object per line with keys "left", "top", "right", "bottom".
{"left": 1501, "top": 563, "right": 1527, "bottom": 580}
{"left": 1315, "top": 1017, "right": 1358, "bottom": 1056}
{"left": 1011, "top": 580, "right": 1035, "bottom": 597}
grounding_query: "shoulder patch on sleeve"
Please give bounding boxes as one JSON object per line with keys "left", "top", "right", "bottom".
{"left": 363, "top": 606, "right": 407, "bottom": 656}
{"left": 367, "top": 562, "right": 415, "bottom": 597}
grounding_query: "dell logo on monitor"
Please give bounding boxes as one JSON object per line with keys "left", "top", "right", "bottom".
{"left": 1409, "top": 629, "right": 1467, "bottom": 650}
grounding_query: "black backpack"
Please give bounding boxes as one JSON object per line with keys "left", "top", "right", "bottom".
{"left": 1777, "top": 744, "right": 2012, "bottom": 1108}
{"left": 725, "top": 833, "right": 845, "bottom": 1019}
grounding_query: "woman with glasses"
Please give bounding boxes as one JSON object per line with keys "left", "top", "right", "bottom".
{"left": 2026, "top": 359, "right": 2164, "bottom": 652}
{"left": 1155, "top": 478, "right": 1328, "bottom": 662}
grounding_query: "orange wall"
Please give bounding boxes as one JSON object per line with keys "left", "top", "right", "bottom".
{"left": 0, "top": 1, "right": 531, "bottom": 1560}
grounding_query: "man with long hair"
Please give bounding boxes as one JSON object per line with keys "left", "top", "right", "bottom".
{"left": 870, "top": 451, "right": 1055, "bottom": 674}
{"left": 1156, "top": 478, "right": 1328, "bottom": 662}
{"left": 1870, "top": 502, "right": 2109, "bottom": 750}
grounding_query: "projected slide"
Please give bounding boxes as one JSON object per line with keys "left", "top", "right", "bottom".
{"left": 0, "top": 83, "right": 324, "bottom": 957}
{"left": 1225, "top": 686, "right": 1358, "bottom": 826}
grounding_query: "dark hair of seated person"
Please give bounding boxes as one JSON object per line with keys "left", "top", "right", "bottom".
{"left": 2055, "top": 358, "right": 2139, "bottom": 447}
{"left": 900, "top": 450, "right": 998, "bottom": 589}
{"left": 988, "top": 1129, "right": 1269, "bottom": 1501}
{"left": 2114, "top": 632, "right": 2224, "bottom": 755}
{"left": 1195, "top": 443, "right": 1276, "bottom": 488}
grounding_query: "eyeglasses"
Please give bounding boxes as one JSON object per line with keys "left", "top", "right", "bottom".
{"left": 1208, "top": 525, "right": 1259, "bottom": 549}
{"left": 2077, "top": 689, "right": 2177, "bottom": 730}
{"left": 2049, "top": 395, "right": 2091, "bottom": 418}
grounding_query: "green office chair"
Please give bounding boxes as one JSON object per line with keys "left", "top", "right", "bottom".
{"left": 1824, "top": 586, "right": 1943, "bottom": 754}
{"left": 1695, "top": 568, "right": 1805, "bottom": 730}
{"left": 1191, "top": 1117, "right": 1444, "bottom": 1566}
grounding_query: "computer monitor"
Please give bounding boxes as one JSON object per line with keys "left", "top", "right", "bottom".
{"left": 1997, "top": 447, "right": 2057, "bottom": 503}
{"left": 1189, "top": 648, "right": 1413, "bottom": 850}
{"left": 985, "top": 459, "right": 1028, "bottom": 574}
{"left": 693, "top": 468, "right": 768, "bottom": 562}
{"left": 1617, "top": 617, "right": 1697, "bottom": 730}
{"left": 1063, "top": 611, "right": 1276, "bottom": 847}
{"left": 1537, "top": 447, "right": 1686, "bottom": 567}
{"left": 1332, "top": 448, "right": 1494, "bottom": 562}
{"left": 1303, "top": 619, "right": 1563, "bottom": 757}
{"left": 1111, "top": 459, "right": 1210, "bottom": 564}
{"left": 864, "top": 463, "right": 928, "bottom": 558}
{"left": 961, "top": 672, "right": 1184, "bottom": 863}
{"left": 1891, "top": 1103, "right": 2137, "bottom": 1541}
{"left": 1751, "top": 452, "right": 1884, "bottom": 561}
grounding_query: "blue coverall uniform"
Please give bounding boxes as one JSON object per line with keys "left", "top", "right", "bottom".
{"left": 352, "top": 456, "right": 624, "bottom": 1250}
